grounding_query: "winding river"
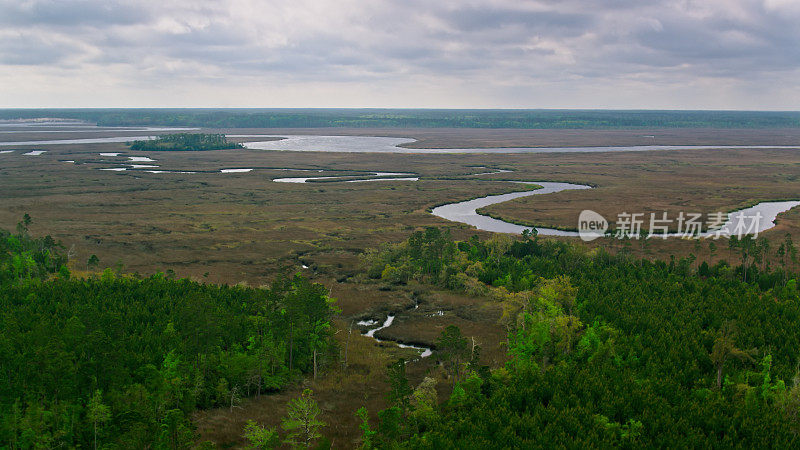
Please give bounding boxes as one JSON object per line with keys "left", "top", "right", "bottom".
{"left": 4, "top": 131, "right": 798, "bottom": 237}
{"left": 6, "top": 128, "right": 800, "bottom": 361}
{"left": 432, "top": 182, "right": 592, "bottom": 236}
{"left": 241, "top": 135, "right": 800, "bottom": 154}
{"left": 3, "top": 133, "right": 799, "bottom": 154}
{"left": 431, "top": 181, "right": 800, "bottom": 238}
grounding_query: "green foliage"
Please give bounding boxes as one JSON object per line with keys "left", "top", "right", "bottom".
{"left": 281, "top": 389, "right": 325, "bottom": 449}
{"left": 594, "top": 415, "right": 643, "bottom": 442}
{"left": 129, "top": 133, "right": 244, "bottom": 151}
{"left": 376, "top": 407, "right": 403, "bottom": 443}
{"left": 159, "top": 409, "right": 195, "bottom": 449}
{"left": 87, "top": 390, "right": 111, "bottom": 450}
{"left": 367, "top": 227, "right": 456, "bottom": 286}
{"left": 243, "top": 419, "right": 280, "bottom": 449}
{"left": 87, "top": 254, "right": 99, "bottom": 269}
{"left": 0, "top": 225, "right": 338, "bottom": 448}
{"left": 387, "top": 359, "right": 412, "bottom": 413}
{"left": 709, "top": 321, "right": 755, "bottom": 389}
{"left": 371, "top": 229, "right": 800, "bottom": 447}
{"left": 355, "top": 407, "right": 376, "bottom": 450}
{"left": 0, "top": 217, "right": 66, "bottom": 282}
{"left": 435, "top": 325, "right": 470, "bottom": 386}
{"left": 409, "top": 378, "right": 438, "bottom": 427}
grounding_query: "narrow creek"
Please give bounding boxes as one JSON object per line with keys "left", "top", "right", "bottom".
{"left": 273, "top": 172, "right": 418, "bottom": 183}
{"left": 360, "top": 313, "right": 433, "bottom": 359}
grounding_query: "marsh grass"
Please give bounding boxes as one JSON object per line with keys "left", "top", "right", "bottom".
{"left": 3, "top": 127, "right": 800, "bottom": 447}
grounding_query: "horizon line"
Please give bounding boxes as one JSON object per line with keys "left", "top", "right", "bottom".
{"left": 1, "top": 107, "right": 800, "bottom": 113}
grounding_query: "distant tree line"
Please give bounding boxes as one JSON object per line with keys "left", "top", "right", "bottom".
{"left": 3, "top": 108, "right": 800, "bottom": 129}
{"left": 129, "top": 133, "right": 243, "bottom": 151}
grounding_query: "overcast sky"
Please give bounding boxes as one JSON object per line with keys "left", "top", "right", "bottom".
{"left": 1, "top": 0, "right": 799, "bottom": 109}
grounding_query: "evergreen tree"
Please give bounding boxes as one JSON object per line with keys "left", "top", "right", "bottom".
{"left": 87, "top": 390, "right": 111, "bottom": 450}
{"left": 242, "top": 420, "right": 280, "bottom": 449}
{"left": 281, "top": 389, "right": 325, "bottom": 449}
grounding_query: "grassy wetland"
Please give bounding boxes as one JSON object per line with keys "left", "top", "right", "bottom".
{"left": 3, "top": 122, "right": 800, "bottom": 447}
{"left": 7, "top": 0, "right": 800, "bottom": 446}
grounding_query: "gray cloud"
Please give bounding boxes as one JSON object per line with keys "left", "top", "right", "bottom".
{"left": 0, "top": 33, "right": 75, "bottom": 65}
{"left": 0, "top": 0, "right": 151, "bottom": 26}
{"left": 0, "top": 0, "right": 798, "bottom": 108}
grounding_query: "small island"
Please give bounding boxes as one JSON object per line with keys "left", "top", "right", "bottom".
{"left": 129, "top": 133, "right": 244, "bottom": 151}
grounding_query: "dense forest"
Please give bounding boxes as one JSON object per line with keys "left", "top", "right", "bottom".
{"left": 129, "top": 133, "right": 244, "bottom": 151}
{"left": 0, "top": 220, "right": 338, "bottom": 448}
{"left": 358, "top": 228, "right": 800, "bottom": 448}
{"left": 2, "top": 109, "right": 800, "bottom": 129}
{"left": 6, "top": 218, "right": 800, "bottom": 448}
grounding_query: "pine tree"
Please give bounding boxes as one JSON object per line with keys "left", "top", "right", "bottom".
{"left": 87, "top": 390, "right": 111, "bottom": 450}
{"left": 282, "top": 389, "right": 325, "bottom": 449}
{"left": 242, "top": 420, "right": 280, "bottom": 449}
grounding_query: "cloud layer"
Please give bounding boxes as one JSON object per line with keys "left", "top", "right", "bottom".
{"left": 1, "top": 0, "right": 798, "bottom": 108}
